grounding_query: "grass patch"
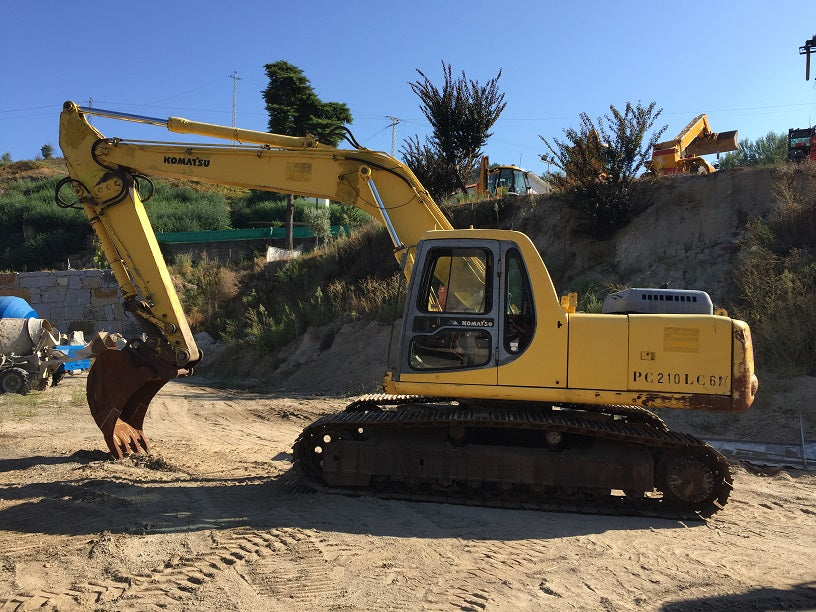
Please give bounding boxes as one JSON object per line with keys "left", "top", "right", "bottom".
{"left": 0, "top": 381, "right": 86, "bottom": 423}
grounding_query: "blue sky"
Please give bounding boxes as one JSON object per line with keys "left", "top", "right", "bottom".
{"left": 2, "top": 1, "right": 816, "bottom": 176}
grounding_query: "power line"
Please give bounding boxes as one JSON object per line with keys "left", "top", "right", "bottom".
{"left": 0, "top": 104, "right": 58, "bottom": 114}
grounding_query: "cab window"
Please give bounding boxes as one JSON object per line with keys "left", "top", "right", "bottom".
{"left": 504, "top": 248, "right": 534, "bottom": 354}
{"left": 420, "top": 248, "right": 491, "bottom": 314}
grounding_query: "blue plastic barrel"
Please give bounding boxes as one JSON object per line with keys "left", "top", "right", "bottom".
{"left": 0, "top": 296, "right": 37, "bottom": 319}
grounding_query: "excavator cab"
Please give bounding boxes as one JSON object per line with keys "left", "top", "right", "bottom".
{"left": 394, "top": 235, "right": 536, "bottom": 383}
{"left": 487, "top": 167, "right": 528, "bottom": 196}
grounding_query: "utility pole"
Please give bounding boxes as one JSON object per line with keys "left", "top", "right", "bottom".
{"left": 229, "top": 71, "right": 242, "bottom": 129}
{"left": 386, "top": 115, "right": 402, "bottom": 157}
{"left": 801, "top": 35, "right": 816, "bottom": 80}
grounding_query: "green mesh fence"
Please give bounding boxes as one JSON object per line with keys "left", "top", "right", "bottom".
{"left": 156, "top": 225, "right": 352, "bottom": 244}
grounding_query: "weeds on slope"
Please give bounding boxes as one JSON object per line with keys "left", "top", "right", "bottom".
{"left": 171, "top": 224, "right": 405, "bottom": 353}
{"left": 734, "top": 164, "right": 816, "bottom": 376}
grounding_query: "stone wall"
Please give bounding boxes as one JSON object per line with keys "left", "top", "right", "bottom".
{"left": 0, "top": 270, "right": 138, "bottom": 338}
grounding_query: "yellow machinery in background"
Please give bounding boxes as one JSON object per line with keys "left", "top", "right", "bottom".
{"left": 472, "top": 155, "right": 550, "bottom": 196}
{"left": 646, "top": 114, "right": 738, "bottom": 175}
{"left": 58, "top": 102, "right": 756, "bottom": 517}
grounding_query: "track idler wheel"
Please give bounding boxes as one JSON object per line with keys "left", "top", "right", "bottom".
{"left": 86, "top": 337, "right": 182, "bottom": 459}
{"left": 657, "top": 449, "right": 732, "bottom": 516}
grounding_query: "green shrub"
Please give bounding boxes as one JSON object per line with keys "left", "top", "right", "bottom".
{"left": 733, "top": 165, "right": 816, "bottom": 375}
{"left": 0, "top": 176, "right": 89, "bottom": 269}
{"left": 303, "top": 206, "right": 331, "bottom": 247}
{"left": 144, "top": 182, "right": 230, "bottom": 232}
{"left": 540, "top": 101, "right": 666, "bottom": 238}
{"left": 171, "top": 254, "right": 240, "bottom": 328}
{"left": 229, "top": 193, "right": 370, "bottom": 228}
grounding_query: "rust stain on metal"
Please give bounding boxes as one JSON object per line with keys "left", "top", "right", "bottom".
{"left": 638, "top": 392, "right": 733, "bottom": 412}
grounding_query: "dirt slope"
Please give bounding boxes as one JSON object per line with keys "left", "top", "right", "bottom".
{"left": 1, "top": 374, "right": 815, "bottom": 610}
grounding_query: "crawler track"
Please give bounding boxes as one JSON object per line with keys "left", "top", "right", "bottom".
{"left": 292, "top": 395, "right": 732, "bottom": 520}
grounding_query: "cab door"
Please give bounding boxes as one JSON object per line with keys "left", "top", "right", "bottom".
{"left": 396, "top": 239, "right": 501, "bottom": 386}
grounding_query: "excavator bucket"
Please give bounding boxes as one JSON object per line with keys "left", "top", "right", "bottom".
{"left": 686, "top": 130, "right": 739, "bottom": 157}
{"left": 86, "top": 336, "right": 170, "bottom": 459}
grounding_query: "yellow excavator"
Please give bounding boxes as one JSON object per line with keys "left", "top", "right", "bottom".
{"left": 646, "top": 114, "right": 738, "bottom": 175}
{"left": 57, "top": 101, "right": 757, "bottom": 517}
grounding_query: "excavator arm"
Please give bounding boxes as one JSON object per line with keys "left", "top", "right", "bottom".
{"left": 58, "top": 101, "right": 451, "bottom": 457}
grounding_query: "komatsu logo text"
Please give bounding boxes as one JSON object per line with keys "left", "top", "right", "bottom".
{"left": 163, "top": 156, "right": 210, "bottom": 167}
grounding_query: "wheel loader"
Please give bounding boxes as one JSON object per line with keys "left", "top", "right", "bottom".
{"left": 57, "top": 102, "right": 757, "bottom": 518}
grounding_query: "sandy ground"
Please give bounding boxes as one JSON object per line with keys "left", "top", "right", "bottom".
{"left": 1, "top": 374, "right": 815, "bottom": 611}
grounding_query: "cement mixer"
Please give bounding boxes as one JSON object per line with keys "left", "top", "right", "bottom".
{"left": 0, "top": 317, "right": 77, "bottom": 394}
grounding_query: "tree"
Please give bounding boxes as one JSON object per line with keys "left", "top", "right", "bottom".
{"left": 540, "top": 101, "right": 667, "bottom": 236}
{"left": 0, "top": 152, "right": 11, "bottom": 165}
{"left": 40, "top": 144, "right": 54, "bottom": 160}
{"left": 401, "top": 61, "right": 506, "bottom": 199}
{"left": 718, "top": 131, "right": 787, "bottom": 169}
{"left": 262, "top": 61, "right": 352, "bottom": 249}
{"left": 303, "top": 205, "right": 331, "bottom": 249}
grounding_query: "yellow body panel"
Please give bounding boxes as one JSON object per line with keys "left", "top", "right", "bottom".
{"left": 383, "top": 377, "right": 730, "bottom": 410}
{"left": 628, "top": 315, "right": 732, "bottom": 395}
{"left": 398, "top": 368, "right": 496, "bottom": 386}
{"left": 567, "top": 314, "right": 629, "bottom": 390}
{"left": 495, "top": 236, "right": 568, "bottom": 388}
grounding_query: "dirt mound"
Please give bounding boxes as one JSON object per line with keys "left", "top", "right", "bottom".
{"left": 198, "top": 319, "right": 397, "bottom": 397}
{"left": 491, "top": 167, "right": 777, "bottom": 304}
{"left": 0, "top": 158, "right": 66, "bottom": 181}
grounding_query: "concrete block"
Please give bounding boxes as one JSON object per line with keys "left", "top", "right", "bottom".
{"left": 49, "top": 305, "right": 68, "bottom": 321}
{"left": 41, "top": 285, "right": 68, "bottom": 303}
{"left": 67, "top": 305, "right": 87, "bottom": 320}
{"left": 102, "top": 270, "right": 116, "bottom": 286}
{"left": 81, "top": 275, "right": 104, "bottom": 289}
{"left": 18, "top": 273, "right": 55, "bottom": 289}
{"left": 91, "top": 287, "right": 119, "bottom": 305}
{"left": 36, "top": 304, "right": 52, "bottom": 321}
{"left": 82, "top": 305, "right": 106, "bottom": 321}
{"left": 64, "top": 291, "right": 91, "bottom": 307}
{"left": 67, "top": 319, "right": 98, "bottom": 337}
